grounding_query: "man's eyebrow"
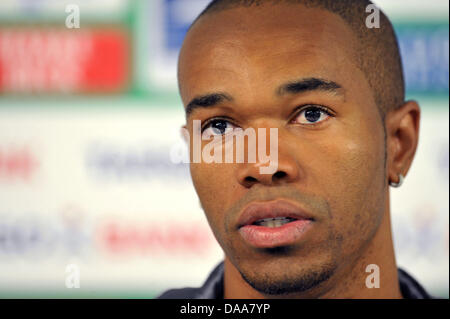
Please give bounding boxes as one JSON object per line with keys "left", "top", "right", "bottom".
{"left": 185, "top": 78, "right": 341, "bottom": 115}
{"left": 185, "top": 93, "right": 233, "bottom": 115}
{"left": 277, "top": 78, "right": 343, "bottom": 96}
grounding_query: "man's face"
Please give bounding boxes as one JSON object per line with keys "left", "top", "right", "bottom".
{"left": 178, "top": 4, "right": 387, "bottom": 295}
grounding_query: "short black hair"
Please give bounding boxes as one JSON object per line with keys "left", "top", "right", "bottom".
{"left": 190, "top": 0, "right": 405, "bottom": 120}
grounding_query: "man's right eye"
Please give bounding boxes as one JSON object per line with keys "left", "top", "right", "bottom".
{"left": 202, "top": 119, "right": 238, "bottom": 137}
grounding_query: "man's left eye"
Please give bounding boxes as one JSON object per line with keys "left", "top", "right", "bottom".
{"left": 292, "top": 106, "right": 331, "bottom": 125}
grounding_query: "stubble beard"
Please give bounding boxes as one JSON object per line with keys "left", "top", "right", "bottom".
{"left": 238, "top": 258, "right": 338, "bottom": 296}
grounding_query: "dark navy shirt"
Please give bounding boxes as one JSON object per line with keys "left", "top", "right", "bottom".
{"left": 157, "top": 261, "right": 433, "bottom": 299}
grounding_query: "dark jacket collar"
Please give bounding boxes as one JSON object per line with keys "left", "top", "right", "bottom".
{"left": 158, "top": 261, "right": 433, "bottom": 299}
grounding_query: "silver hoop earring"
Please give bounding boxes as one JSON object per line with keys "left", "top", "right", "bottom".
{"left": 389, "top": 174, "right": 404, "bottom": 188}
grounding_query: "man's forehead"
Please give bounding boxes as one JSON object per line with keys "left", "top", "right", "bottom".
{"left": 180, "top": 3, "right": 355, "bottom": 59}
{"left": 178, "top": 3, "right": 357, "bottom": 104}
{"left": 190, "top": 3, "right": 352, "bottom": 38}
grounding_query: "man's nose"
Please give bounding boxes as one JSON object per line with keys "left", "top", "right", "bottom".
{"left": 236, "top": 150, "right": 301, "bottom": 188}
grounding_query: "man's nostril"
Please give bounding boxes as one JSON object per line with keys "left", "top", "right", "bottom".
{"left": 273, "top": 171, "right": 287, "bottom": 180}
{"left": 245, "top": 176, "right": 257, "bottom": 183}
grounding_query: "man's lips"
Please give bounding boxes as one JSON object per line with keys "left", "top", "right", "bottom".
{"left": 237, "top": 199, "right": 314, "bottom": 228}
{"left": 237, "top": 200, "right": 314, "bottom": 248}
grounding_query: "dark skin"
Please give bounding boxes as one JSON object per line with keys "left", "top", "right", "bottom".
{"left": 178, "top": 4, "right": 420, "bottom": 298}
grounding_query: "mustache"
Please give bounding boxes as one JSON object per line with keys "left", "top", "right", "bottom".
{"left": 224, "top": 186, "right": 331, "bottom": 230}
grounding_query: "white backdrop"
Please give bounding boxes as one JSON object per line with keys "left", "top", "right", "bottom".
{"left": 0, "top": 0, "right": 448, "bottom": 298}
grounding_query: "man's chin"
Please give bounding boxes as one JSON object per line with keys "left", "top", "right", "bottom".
{"left": 238, "top": 261, "right": 337, "bottom": 296}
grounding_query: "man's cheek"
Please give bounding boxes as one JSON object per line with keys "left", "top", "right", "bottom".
{"left": 190, "top": 163, "right": 233, "bottom": 212}
{"left": 325, "top": 138, "right": 384, "bottom": 243}
{"left": 190, "top": 164, "right": 214, "bottom": 203}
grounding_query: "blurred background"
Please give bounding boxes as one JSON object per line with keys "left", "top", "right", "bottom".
{"left": 0, "top": 0, "right": 448, "bottom": 298}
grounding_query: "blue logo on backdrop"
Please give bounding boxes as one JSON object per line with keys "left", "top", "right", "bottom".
{"left": 164, "top": 0, "right": 210, "bottom": 51}
{"left": 0, "top": 210, "right": 91, "bottom": 259}
{"left": 398, "top": 25, "right": 449, "bottom": 94}
{"left": 86, "top": 143, "right": 190, "bottom": 181}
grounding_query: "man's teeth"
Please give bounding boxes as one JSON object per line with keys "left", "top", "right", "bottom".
{"left": 254, "top": 217, "right": 295, "bottom": 227}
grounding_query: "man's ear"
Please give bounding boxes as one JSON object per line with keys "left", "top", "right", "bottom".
{"left": 385, "top": 100, "right": 421, "bottom": 185}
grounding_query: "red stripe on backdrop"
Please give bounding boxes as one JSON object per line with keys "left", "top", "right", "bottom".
{"left": 0, "top": 28, "right": 130, "bottom": 94}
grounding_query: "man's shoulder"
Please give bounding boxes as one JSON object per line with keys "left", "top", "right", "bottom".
{"left": 398, "top": 267, "right": 435, "bottom": 299}
{"left": 156, "top": 262, "right": 225, "bottom": 299}
{"left": 157, "top": 287, "right": 204, "bottom": 299}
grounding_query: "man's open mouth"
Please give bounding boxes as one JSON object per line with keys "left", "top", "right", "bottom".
{"left": 236, "top": 200, "right": 315, "bottom": 248}
{"left": 251, "top": 217, "right": 298, "bottom": 227}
